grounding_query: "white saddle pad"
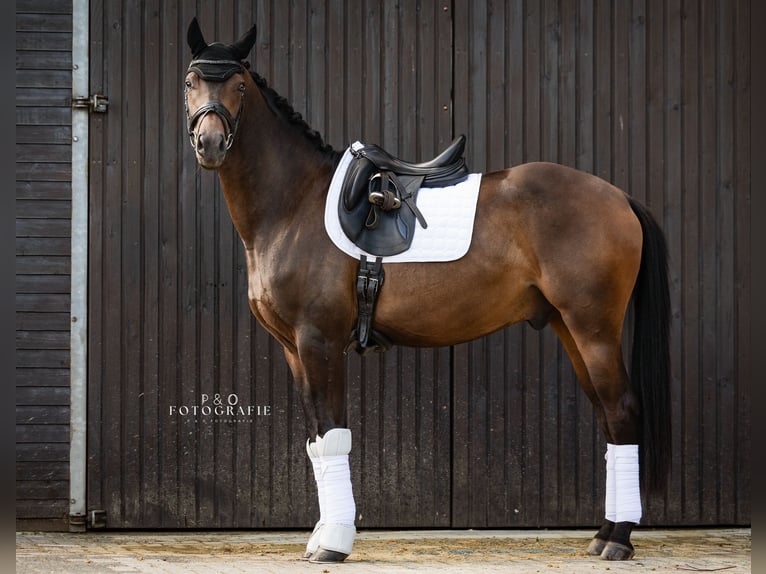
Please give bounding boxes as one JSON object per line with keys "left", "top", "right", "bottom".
{"left": 324, "top": 144, "right": 482, "bottom": 263}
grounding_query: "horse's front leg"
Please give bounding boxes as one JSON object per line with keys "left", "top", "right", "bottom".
{"left": 284, "top": 334, "right": 356, "bottom": 564}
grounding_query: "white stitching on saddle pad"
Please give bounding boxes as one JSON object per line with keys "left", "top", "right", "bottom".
{"left": 324, "top": 145, "right": 483, "bottom": 263}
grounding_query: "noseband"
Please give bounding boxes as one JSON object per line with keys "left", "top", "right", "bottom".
{"left": 185, "top": 59, "right": 246, "bottom": 152}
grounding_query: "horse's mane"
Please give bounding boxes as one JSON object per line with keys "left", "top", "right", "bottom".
{"left": 250, "top": 71, "right": 341, "bottom": 166}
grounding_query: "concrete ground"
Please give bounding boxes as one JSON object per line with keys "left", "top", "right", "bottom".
{"left": 16, "top": 528, "right": 750, "bottom": 573}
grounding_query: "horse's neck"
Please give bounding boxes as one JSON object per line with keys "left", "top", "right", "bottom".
{"left": 216, "top": 97, "right": 333, "bottom": 249}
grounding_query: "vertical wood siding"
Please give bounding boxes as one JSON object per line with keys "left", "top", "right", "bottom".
{"left": 15, "top": 0, "right": 74, "bottom": 529}
{"left": 83, "top": 0, "right": 749, "bottom": 528}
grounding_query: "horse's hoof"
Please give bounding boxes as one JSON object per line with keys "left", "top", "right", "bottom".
{"left": 586, "top": 537, "right": 608, "bottom": 556}
{"left": 309, "top": 548, "right": 349, "bottom": 563}
{"left": 600, "top": 540, "right": 635, "bottom": 561}
{"left": 301, "top": 550, "right": 313, "bottom": 561}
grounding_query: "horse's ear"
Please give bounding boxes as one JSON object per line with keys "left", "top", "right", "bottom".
{"left": 230, "top": 23, "right": 257, "bottom": 61}
{"left": 187, "top": 17, "right": 208, "bottom": 57}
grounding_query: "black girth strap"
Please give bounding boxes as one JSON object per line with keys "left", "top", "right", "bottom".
{"left": 348, "top": 255, "right": 391, "bottom": 355}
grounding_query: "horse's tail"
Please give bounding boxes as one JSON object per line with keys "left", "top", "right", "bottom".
{"left": 627, "top": 196, "right": 672, "bottom": 495}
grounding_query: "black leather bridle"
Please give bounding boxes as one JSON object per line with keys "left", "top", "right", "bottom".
{"left": 184, "top": 58, "right": 246, "bottom": 151}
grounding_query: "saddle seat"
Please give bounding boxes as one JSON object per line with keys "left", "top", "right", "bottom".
{"left": 338, "top": 135, "right": 470, "bottom": 257}
{"left": 354, "top": 134, "right": 467, "bottom": 175}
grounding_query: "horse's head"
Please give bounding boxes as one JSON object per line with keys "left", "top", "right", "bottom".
{"left": 185, "top": 18, "right": 257, "bottom": 169}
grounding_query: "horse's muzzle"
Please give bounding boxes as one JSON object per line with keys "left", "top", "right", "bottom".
{"left": 193, "top": 130, "right": 228, "bottom": 168}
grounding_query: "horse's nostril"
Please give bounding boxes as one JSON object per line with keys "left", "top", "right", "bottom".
{"left": 196, "top": 133, "right": 206, "bottom": 152}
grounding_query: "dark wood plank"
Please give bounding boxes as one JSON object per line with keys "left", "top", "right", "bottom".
{"left": 16, "top": 237, "right": 71, "bottom": 256}
{"left": 576, "top": 0, "right": 594, "bottom": 174}
{"left": 16, "top": 330, "right": 70, "bottom": 349}
{"left": 15, "top": 312, "right": 70, "bottom": 331}
{"left": 16, "top": 443, "right": 70, "bottom": 463}
{"left": 16, "top": 0, "right": 72, "bottom": 14}
{"left": 16, "top": 202, "right": 72, "bottom": 220}
{"left": 733, "top": 0, "right": 751, "bottom": 526}
{"left": 15, "top": 88, "right": 71, "bottom": 107}
{"left": 15, "top": 69, "right": 71, "bottom": 89}
{"left": 16, "top": 425, "right": 69, "bottom": 444}
{"left": 15, "top": 163, "right": 72, "bottom": 182}
{"left": 16, "top": 406, "right": 70, "bottom": 425}
{"left": 662, "top": 0, "right": 684, "bottom": 526}
{"left": 714, "top": 0, "right": 737, "bottom": 525}
{"left": 16, "top": 13, "right": 71, "bottom": 32}
{"left": 680, "top": 0, "right": 702, "bottom": 523}
{"left": 15, "top": 480, "right": 69, "bottom": 499}
{"left": 16, "top": 50, "right": 72, "bottom": 70}
{"left": 85, "top": 0, "right": 106, "bottom": 523}
{"left": 16, "top": 349, "right": 69, "bottom": 368}
{"left": 15, "top": 255, "right": 70, "bottom": 275}
{"left": 15, "top": 125, "right": 71, "bottom": 145}
{"left": 154, "top": 0, "right": 182, "bottom": 529}
{"left": 16, "top": 462, "right": 69, "bottom": 481}
{"left": 118, "top": 0, "right": 144, "bottom": 526}
{"left": 594, "top": 0, "right": 612, "bottom": 181}
{"left": 17, "top": 180, "right": 71, "bottom": 200}
{"left": 698, "top": 0, "right": 719, "bottom": 525}
{"left": 16, "top": 386, "right": 70, "bottom": 405}
{"left": 13, "top": 499, "right": 69, "bottom": 519}
{"left": 16, "top": 293, "right": 70, "bottom": 312}
{"left": 16, "top": 143, "right": 70, "bottom": 163}
{"left": 16, "top": 368, "right": 70, "bottom": 387}
{"left": 16, "top": 274, "right": 70, "bottom": 294}
{"left": 16, "top": 31, "right": 71, "bottom": 51}
{"left": 16, "top": 218, "right": 71, "bottom": 238}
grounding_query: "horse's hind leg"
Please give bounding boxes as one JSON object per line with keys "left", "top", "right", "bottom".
{"left": 550, "top": 313, "right": 640, "bottom": 561}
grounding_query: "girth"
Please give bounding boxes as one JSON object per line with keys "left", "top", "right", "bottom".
{"left": 347, "top": 255, "right": 391, "bottom": 355}
{"left": 338, "top": 136, "right": 469, "bottom": 257}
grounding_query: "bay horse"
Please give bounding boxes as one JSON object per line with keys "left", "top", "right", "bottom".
{"left": 184, "top": 18, "right": 670, "bottom": 564}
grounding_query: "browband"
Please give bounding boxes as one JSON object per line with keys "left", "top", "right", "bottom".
{"left": 187, "top": 58, "right": 244, "bottom": 82}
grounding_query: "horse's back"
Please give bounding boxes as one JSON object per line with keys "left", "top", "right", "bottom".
{"left": 478, "top": 161, "right": 641, "bottom": 253}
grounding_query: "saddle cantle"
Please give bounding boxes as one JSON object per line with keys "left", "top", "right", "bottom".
{"left": 338, "top": 135, "right": 469, "bottom": 256}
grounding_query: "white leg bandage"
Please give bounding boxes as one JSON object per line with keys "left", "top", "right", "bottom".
{"left": 307, "top": 428, "right": 356, "bottom": 557}
{"left": 606, "top": 443, "right": 642, "bottom": 524}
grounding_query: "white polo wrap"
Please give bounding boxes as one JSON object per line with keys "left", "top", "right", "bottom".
{"left": 605, "top": 443, "right": 642, "bottom": 524}
{"left": 306, "top": 428, "right": 356, "bottom": 556}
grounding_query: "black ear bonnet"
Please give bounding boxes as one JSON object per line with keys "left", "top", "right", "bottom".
{"left": 186, "top": 17, "right": 257, "bottom": 81}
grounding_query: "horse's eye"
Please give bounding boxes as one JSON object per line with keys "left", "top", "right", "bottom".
{"left": 185, "top": 80, "right": 193, "bottom": 89}
{"left": 238, "top": 82, "right": 245, "bottom": 93}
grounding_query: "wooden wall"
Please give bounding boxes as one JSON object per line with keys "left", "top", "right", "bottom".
{"left": 16, "top": 0, "right": 750, "bottom": 530}
{"left": 15, "top": 0, "right": 73, "bottom": 530}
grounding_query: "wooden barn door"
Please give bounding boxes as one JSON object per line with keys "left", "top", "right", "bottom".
{"left": 86, "top": 0, "right": 750, "bottom": 529}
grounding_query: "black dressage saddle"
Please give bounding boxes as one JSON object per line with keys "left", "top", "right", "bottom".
{"left": 338, "top": 135, "right": 470, "bottom": 256}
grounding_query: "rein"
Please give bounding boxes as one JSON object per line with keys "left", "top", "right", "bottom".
{"left": 184, "top": 58, "right": 246, "bottom": 151}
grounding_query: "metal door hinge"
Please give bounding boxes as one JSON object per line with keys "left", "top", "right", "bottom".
{"left": 72, "top": 94, "right": 109, "bottom": 113}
